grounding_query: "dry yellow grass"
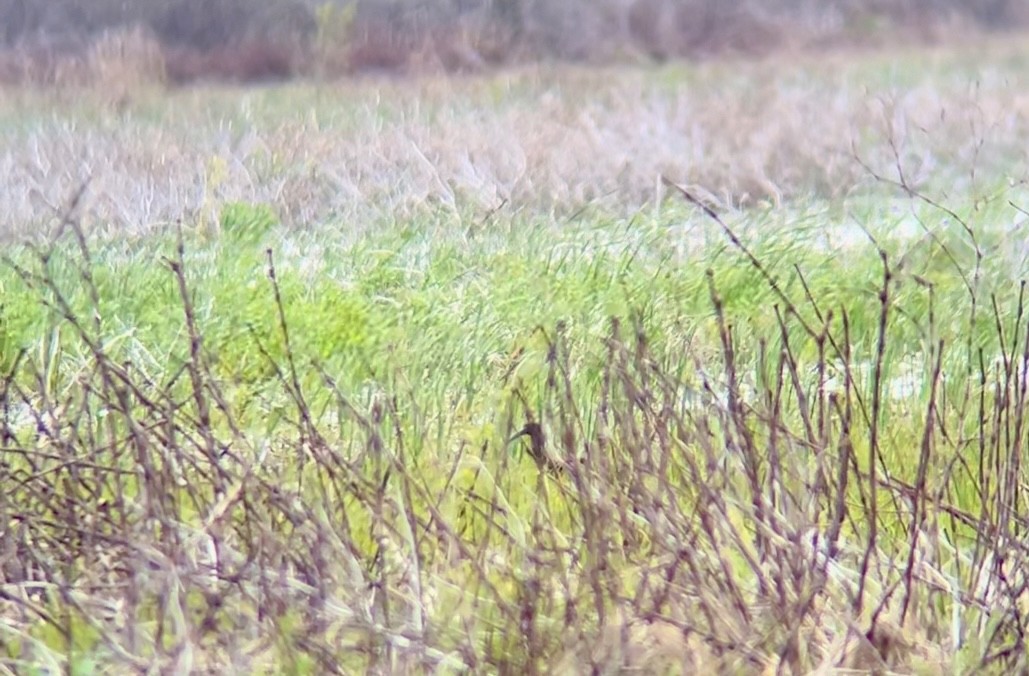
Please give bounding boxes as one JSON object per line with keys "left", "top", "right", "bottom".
{"left": 1, "top": 38, "right": 1027, "bottom": 242}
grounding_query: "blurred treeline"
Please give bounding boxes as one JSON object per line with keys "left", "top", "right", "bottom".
{"left": 0, "top": 0, "right": 1023, "bottom": 83}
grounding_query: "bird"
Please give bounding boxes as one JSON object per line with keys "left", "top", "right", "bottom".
{"left": 507, "top": 421, "right": 563, "bottom": 474}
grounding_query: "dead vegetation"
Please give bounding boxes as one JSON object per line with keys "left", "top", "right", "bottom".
{"left": 2, "top": 168, "right": 1029, "bottom": 672}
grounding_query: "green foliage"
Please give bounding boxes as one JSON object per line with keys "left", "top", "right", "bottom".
{"left": 0, "top": 192, "right": 1008, "bottom": 430}
{"left": 219, "top": 201, "right": 278, "bottom": 246}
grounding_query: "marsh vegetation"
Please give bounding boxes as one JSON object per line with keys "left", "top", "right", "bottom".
{"left": 2, "top": 36, "right": 1029, "bottom": 675}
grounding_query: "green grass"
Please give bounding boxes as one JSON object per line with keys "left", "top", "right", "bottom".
{"left": 2, "top": 189, "right": 1017, "bottom": 419}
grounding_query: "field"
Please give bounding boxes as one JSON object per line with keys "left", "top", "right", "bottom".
{"left": 3, "top": 38, "right": 1029, "bottom": 674}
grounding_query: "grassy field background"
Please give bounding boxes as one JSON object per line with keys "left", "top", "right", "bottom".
{"left": 3, "top": 38, "right": 1029, "bottom": 674}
